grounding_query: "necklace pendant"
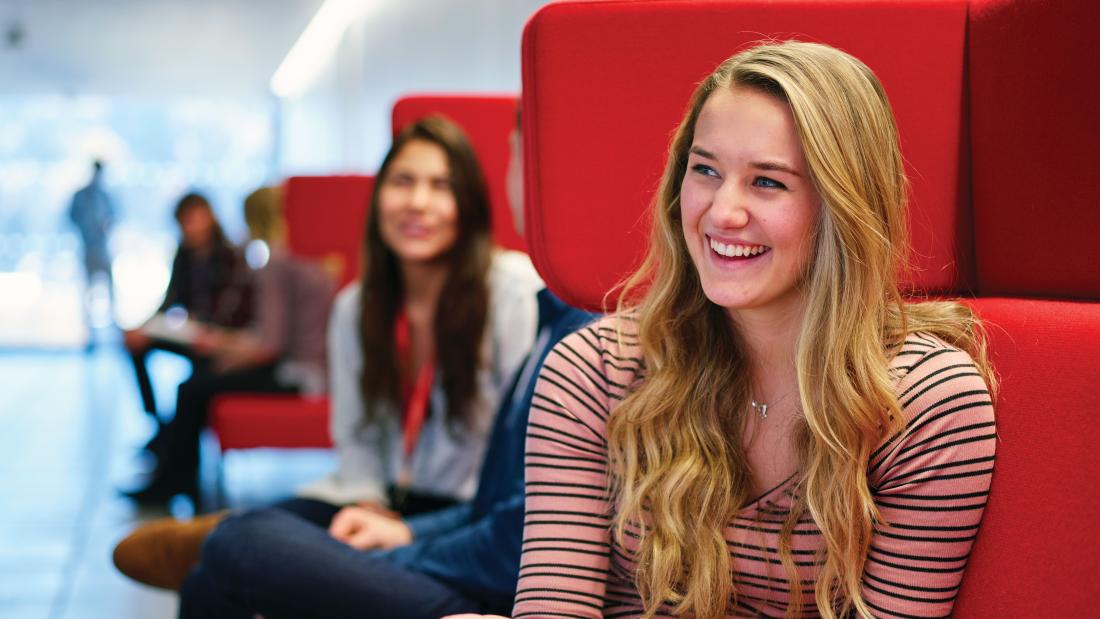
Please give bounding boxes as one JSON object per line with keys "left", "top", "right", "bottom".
{"left": 751, "top": 399, "right": 768, "bottom": 419}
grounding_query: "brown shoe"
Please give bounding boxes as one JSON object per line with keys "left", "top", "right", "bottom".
{"left": 112, "top": 511, "right": 228, "bottom": 590}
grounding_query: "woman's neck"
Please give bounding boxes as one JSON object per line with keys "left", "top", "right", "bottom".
{"left": 729, "top": 296, "right": 806, "bottom": 388}
{"left": 400, "top": 260, "right": 450, "bottom": 317}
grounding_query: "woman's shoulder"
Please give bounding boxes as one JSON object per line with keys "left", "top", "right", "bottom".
{"left": 546, "top": 313, "right": 645, "bottom": 386}
{"left": 872, "top": 332, "right": 997, "bottom": 485}
{"left": 487, "top": 249, "right": 544, "bottom": 296}
{"left": 535, "top": 313, "right": 643, "bottom": 429}
{"left": 329, "top": 282, "right": 361, "bottom": 326}
{"left": 891, "top": 332, "right": 979, "bottom": 379}
{"left": 890, "top": 331, "right": 994, "bottom": 425}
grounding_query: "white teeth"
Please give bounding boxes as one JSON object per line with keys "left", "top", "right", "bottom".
{"left": 708, "top": 238, "right": 769, "bottom": 258}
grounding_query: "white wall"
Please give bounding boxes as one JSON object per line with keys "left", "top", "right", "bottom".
{"left": 275, "top": 0, "right": 550, "bottom": 176}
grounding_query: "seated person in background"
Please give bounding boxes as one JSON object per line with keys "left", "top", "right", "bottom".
{"left": 498, "top": 41, "right": 997, "bottom": 619}
{"left": 124, "top": 192, "right": 253, "bottom": 422}
{"left": 115, "top": 115, "right": 552, "bottom": 615}
{"left": 122, "top": 187, "right": 337, "bottom": 505}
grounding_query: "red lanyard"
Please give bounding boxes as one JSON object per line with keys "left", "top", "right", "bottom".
{"left": 393, "top": 310, "right": 435, "bottom": 462}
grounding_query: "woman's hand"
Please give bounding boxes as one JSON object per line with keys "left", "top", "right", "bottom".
{"left": 192, "top": 325, "right": 226, "bottom": 356}
{"left": 122, "top": 328, "right": 151, "bottom": 352}
{"left": 327, "top": 505, "right": 412, "bottom": 550}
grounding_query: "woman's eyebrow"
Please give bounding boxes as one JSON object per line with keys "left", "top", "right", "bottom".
{"left": 689, "top": 146, "right": 716, "bottom": 160}
{"left": 752, "top": 161, "right": 801, "bottom": 177}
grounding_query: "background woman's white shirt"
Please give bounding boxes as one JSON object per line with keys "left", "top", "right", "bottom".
{"left": 297, "top": 249, "right": 543, "bottom": 506}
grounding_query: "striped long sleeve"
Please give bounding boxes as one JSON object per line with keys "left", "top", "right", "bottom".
{"left": 515, "top": 324, "right": 620, "bottom": 617}
{"left": 861, "top": 333, "right": 996, "bottom": 618}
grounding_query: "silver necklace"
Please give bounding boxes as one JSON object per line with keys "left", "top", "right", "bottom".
{"left": 750, "top": 399, "right": 768, "bottom": 419}
{"left": 751, "top": 391, "right": 794, "bottom": 420}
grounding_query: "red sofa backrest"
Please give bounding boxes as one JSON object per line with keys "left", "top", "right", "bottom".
{"left": 392, "top": 94, "right": 525, "bottom": 252}
{"left": 968, "top": 0, "right": 1100, "bottom": 300}
{"left": 951, "top": 1, "right": 1100, "bottom": 613}
{"left": 521, "top": 1, "right": 1100, "bottom": 617}
{"left": 522, "top": 0, "right": 972, "bottom": 311}
{"left": 282, "top": 175, "right": 374, "bottom": 288}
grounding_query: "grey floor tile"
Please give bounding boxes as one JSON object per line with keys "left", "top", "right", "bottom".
{"left": 0, "top": 347, "right": 335, "bottom": 618}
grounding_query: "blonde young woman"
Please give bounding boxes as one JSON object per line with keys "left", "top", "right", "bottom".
{"left": 454, "top": 41, "right": 997, "bottom": 619}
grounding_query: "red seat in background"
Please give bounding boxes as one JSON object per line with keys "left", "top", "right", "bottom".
{"left": 282, "top": 174, "right": 375, "bottom": 289}
{"left": 521, "top": 0, "right": 1099, "bottom": 615}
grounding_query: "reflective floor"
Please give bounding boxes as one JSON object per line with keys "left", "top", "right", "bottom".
{"left": 0, "top": 338, "right": 335, "bottom": 618}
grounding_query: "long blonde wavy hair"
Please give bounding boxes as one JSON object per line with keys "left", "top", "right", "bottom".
{"left": 607, "top": 41, "right": 994, "bottom": 619}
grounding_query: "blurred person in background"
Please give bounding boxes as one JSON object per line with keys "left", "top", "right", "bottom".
{"left": 68, "top": 159, "right": 117, "bottom": 346}
{"left": 121, "top": 192, "right": 253, "bottom": 495}
{"left": 122, "top": 187, "right": 337, "bottom": 506}
{"left": 123, "top": 192, "right": 253, "bottom": 428}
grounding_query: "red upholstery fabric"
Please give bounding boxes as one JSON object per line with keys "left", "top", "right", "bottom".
{"left": 969, "top": 0, "right": 1100, "bottom": 300}
{"left": 209, "top": 394, "right": 332, "bottom": 451}
{"left": 282, "top": 175, "right": 373, "bottom": 289}
{"left": 953, "top": 297, "right": 1100, "bottom": 617}
{"left": 522, "top": 0, "right": 971, "bottom": 310}
{"left": 392, "top": 95, "right": 525, "bottom": 252}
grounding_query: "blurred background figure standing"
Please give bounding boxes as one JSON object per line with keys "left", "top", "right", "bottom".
{"left": 68, "top": 159, "right": 117, "bottom": 348}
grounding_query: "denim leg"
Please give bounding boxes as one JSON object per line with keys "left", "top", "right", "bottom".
{"left": 179, "top": 507, "right": 483, "bottom": 619}
{"left": 179, "top": 562, "right": 254, "bottom": 619}
{"left": 270, "top": 497, "right": 343, "bottom": 527}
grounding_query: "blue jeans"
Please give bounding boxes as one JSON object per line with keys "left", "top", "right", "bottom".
{"left": 178, "top": 501, "right": 486, "bottom": 619}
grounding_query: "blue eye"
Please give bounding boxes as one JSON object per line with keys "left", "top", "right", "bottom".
{"left": 691, "top": 163, "right": 719, "bottom": 178}
{"left": 753, "top": 176, "right": 787, "bottom": 190}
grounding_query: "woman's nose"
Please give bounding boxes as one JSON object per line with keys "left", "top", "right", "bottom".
{"left": 408, "top": 181, "right": 432, "bottom": 210}
{"left": 709, "top": 181, "right": 750, "bottom": 228}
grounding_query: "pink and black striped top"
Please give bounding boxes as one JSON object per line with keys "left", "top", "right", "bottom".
{"left": 514, "top": 315, "right": 995, "bottom": 618}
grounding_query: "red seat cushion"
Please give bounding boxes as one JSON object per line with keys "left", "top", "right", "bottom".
{"left": 392, "top": 95, "right": 524, "bottom": 252}
{"left": 522, "top": 0, "right": 971, "bottom": 310}
{"left": 210, "top": 394, "right": 332, "bottom": 451}
{"left": 952, "top": 297, "right": 1100, "bottom": 616}
{"left": 969, "top": 0, "right": 1100, "bottom": 300}
{"left": 283, "top": 175, "right": 374, "bottom": 288}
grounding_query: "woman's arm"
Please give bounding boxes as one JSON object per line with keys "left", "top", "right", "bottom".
{"left": 299, "top": 284, "right": 391, "bottom": 506}
{"left": 862, "top": 342, "right": 996, "bottom": 618}
{"left": 512, "top": 326, "right": 617, "bottom": 618}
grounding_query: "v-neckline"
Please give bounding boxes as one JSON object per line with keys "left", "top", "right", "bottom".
{"left": 744, "top": 471, "right": 798, "bottom": 508}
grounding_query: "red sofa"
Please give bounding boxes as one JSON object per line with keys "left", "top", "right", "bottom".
{"left": 521, "top": 0, "right": 1099, "bottom": 615}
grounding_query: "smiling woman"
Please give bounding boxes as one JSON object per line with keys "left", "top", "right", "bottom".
{"left": 510, "top": 41, "right": 997, "bottom": 619}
